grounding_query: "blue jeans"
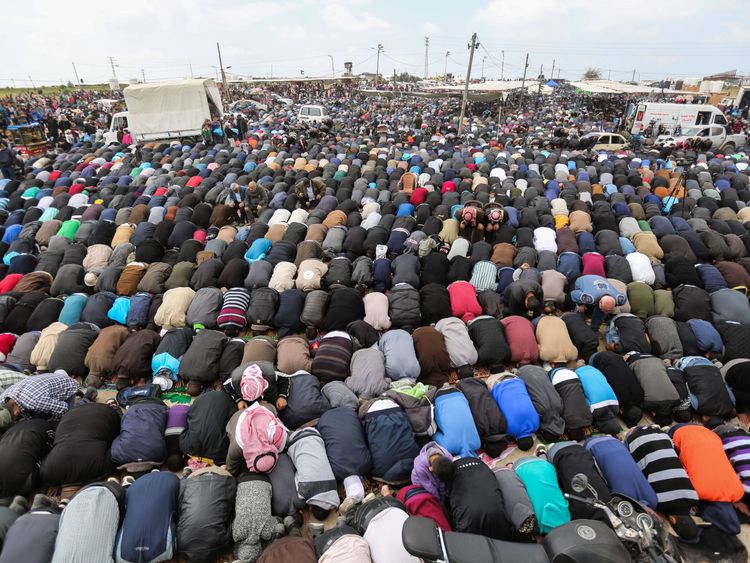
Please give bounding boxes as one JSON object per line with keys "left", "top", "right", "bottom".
{"left": 591, "top": 307, "right": 607, "bottom": 331}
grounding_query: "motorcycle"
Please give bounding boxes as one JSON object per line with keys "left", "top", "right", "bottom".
{"left": 563, "top": 473, "right": 681, "bottom": 563}
{"left": 402, "top": 513, "right": 630, "bottom": 563}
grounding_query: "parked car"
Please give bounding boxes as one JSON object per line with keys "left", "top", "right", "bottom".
{"left": 271, "top": 94, "right": 293, "bottom": 106}
{"left": 297, "top": 104, "right": 330, "bottom": 124}
{"left": 581, "top": 132, "right": 629, "bottom": 151}
{"left": 228, "top": 99, "right": 269, "bottom": 114}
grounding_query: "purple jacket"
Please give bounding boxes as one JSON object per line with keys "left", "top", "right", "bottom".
{"left": 411, "top": 441, "right": 451, "bottom": 501}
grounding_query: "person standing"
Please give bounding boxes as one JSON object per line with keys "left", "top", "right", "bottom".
{"left": 0, "top": 142, "right": 16, "bottom": 180}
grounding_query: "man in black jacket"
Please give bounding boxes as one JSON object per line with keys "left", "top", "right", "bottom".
{"left": 503, "top": 279, "right": 543, "bottom": 319}
{"left": 0, "top": 143, "right": 16, "bottom": 180}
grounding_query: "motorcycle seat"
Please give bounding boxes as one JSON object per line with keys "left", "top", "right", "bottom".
{"left": 401, "top": 516, "right": 443, "bottom": 560}
{"left": 446, "top": 532, "right": 549, "bottom": 563}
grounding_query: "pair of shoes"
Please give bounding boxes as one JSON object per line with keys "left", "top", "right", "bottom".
{"left": 106, "top": 476, "right": 120, "bottom": 485}
{"left": 182, "top": 466, "right": 193, "bottom": 479}
{"left": 122, "top": 475, "right": 135, "bottom": 487}
{"left": 535, "top": 444, "right": 548, "bottom": 459}
{"left": 519, "top": 515, "right": 537, "bottom": 534}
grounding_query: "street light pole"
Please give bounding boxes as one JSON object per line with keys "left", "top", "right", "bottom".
{"left": 72, "top": 62, "right": 81, "bottom": 85}
{"left": 444, "top": 51, "right": 450, "bottom": 82}
{"left": 424, "top": 36, "right": 430, "bottom": 78}
{"left": 328, "top": 55, "right": 335, "bottom": 79}
{"left": 501, "top": 50, "right": 505, "bottom": 80}
{"left": 481, "top": 56, "right": 486, "bottom": 81}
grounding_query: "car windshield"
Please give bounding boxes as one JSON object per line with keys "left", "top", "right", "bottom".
{"left": 680, "top": 127, "right": 703, "bottom": 136}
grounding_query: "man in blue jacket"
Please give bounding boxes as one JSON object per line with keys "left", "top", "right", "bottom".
{"left": 570, "top": 274, "right": 626, "bottom": 330}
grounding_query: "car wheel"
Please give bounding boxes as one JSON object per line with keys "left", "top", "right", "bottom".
{"left": 721, "top": 143, "right": 735, "bottom": 153}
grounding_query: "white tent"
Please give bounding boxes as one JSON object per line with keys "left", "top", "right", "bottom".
{"left": 431, "top": 80, "right": 539, "bottom": 93}
{"left": 569, "top": 80, "right": 691, "bottom": 95}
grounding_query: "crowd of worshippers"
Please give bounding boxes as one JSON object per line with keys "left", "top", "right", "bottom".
{"left": 0, "top": 95, "right": 749, "bottom": 562}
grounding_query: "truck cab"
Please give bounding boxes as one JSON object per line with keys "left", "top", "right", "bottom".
{"left": 656, "top": 125, "right": 746, "bottom": 152}
{"left": 103, "top": 112, "right": 129, "bottom": 145}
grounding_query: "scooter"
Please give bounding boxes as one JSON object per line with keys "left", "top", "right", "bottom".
{"left": 402, "top": 512, "right": 631, "bottom": 563}
{"left": 563, "top": 473, "right": 681, "bottom": 563}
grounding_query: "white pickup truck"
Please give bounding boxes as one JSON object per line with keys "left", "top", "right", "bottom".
{"left": 656, "top": 125, "right": 746, "bottom": 153}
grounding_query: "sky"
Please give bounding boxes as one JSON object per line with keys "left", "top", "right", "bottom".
{"left": 5, "top": 0, "right": 750, "bottom": 88}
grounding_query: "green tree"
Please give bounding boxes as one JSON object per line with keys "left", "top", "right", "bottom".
{"left": 395, "top": 72, "right": 420, "bottom": 83}
{"left": 582, "top": 67, "right": 602, "bottom": 80}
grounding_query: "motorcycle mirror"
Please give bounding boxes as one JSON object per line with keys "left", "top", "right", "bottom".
{"left": 571, "top": 473, "right": 589, "bottom": 493}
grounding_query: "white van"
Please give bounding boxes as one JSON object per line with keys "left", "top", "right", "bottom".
{"left": 629, "top": 103, "right": 728, "bottom": 135}
{"left": 297, "top": 105, "right": 329, "bottom": 123}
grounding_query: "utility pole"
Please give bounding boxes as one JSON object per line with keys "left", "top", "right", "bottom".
{"left": 107, "top": 56, "right": 119, "bottom": 83}
{"left": 458, "top": 33, "right": 479, "bottom": 137}
{"left": 424, "top": 36, "right": 430, "bottom": 78}
{"left": 481, "top": 56, "right": 486, "bottom": 81}
{"left": 519, "top": 52, "right": 529, "bottom": 110}
{"left": 608, "top": 69, "right": 612, "bottom": 80}
{"left": 375, "top": 44, "right": 383, "bottom": 83}
{"left": 28, "top": 75, "right": 36, "bottom": 89}
{"left": 537, "top": 64, "right": 544, "bottom": 101}
{"left": 189, "top": 64, "right": 194, "bottom": 78}
{"left": 328, "top": 55, "right": 335, "bottom": 79}
{"left": 217, "top": 41, "right": 228, "bottom": 99}
{"left": 631, "top": 69, "right": 636, "bottom": 83}
{"left": 501, "top": 50, "right": 505, "bottom": 80}
{"left": 444, "top": 51, "right": 450, "bottom": 82}
{"left": 393, "top": 68, "right": 397, "bottom": 90}
{"left": 141, "top": 68, "right": 146, "bottom": 83}
{"left": 550, "top": 59, "right": 556, "bottom": 82}
{"left": 72, "top": 62, "right": 81, "bottom": 85}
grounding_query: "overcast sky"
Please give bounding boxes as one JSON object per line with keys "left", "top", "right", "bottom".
{"left": 5, "top": 0, "right": 749, "bottom": 87}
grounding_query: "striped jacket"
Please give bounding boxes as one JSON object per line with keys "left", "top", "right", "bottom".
{"left": 624, "top": 425, "right": 698, "bottom": 515}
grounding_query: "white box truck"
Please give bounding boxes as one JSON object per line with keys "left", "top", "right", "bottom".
{"left": 103, "top": 79, "right": 224, "bottom": 144}
{"left": 629, "top": 102, "right": 728, "bottom": 135}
